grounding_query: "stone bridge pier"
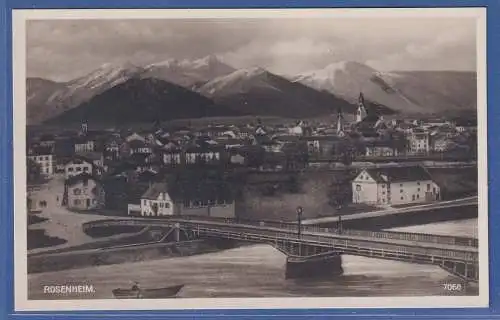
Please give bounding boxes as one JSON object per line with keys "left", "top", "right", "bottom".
{"left": 276, "top": 241, "right": 344, "bottom": 279}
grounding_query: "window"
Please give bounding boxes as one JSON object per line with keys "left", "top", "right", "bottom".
{"left": 159, "top": 203, "right": 164, "bottom": 208}
{"left": 74, "top": 199, "right": 81, "bottom": 205}
{"left": 83, "top": 167, "right": 89, "bottom": 172}
{"left": 382, "top": 184, "right": 386, "bottom": 188}
{"left": 400, "top": 184, "right": 403, "bottom": 187}
{"left": 417, "top": 194, "right": 420, "bottom": 199}
{"left": 356, "top": 184, "right": 361, "bottom": 191}
{"left": 400, "top": 197, "right": 404, "bottom": 200}
{"left": 76, "top": 167, "right": 82, "bottom": 172}
{"left": 73, "top": 188, "right": 81, "bottom": 195}
{"left": 417, "top": 182, "right": 420, "bottom": 186}
{"left": 68, "top": 167, "right": 74, "bottom": 172}
{"left": 165, "top": 203, "right": 170, "bottom": 209}
{"left": 427, "top": 184, "right": 431, "bottom": 191}
{"left": 382, "top": 191, "right": 386, "bottom": 195}
{"left": 400, "top": 189, "right": 403, "bottom": 193}
{"left": 417, "top": 188, "right": 420, "bottom": 192}
{"left": 412, "top": 195, "right": 415, "bottom": 201}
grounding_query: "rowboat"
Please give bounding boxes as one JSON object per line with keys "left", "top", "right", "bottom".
{"left": 112, "top": 284, "right": 184, "bottom": 299}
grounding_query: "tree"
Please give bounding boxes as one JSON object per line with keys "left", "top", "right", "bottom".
{"left": 327, "top": 171, "right": 352, "bottom": 210}
{"left": 334, "top": 139, "right": 355, "bottom": 166}
{"left": 27, "top": 158, "right": 42, "bottom": 183}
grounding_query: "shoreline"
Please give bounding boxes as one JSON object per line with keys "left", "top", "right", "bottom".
{"left": 28, "top": 239, "right": 244, "bottom": 274}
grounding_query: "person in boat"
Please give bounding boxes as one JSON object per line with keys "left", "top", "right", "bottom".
{"left": 131, "top": 282, "right": 141, "bottom": 291}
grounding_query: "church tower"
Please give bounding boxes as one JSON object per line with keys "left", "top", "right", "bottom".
{"left": 336, "top": 107, "right": 345, "bottom": 137}
{"left": 81, "top": 120, "right": 88, "bottom": 135}
{"left": 356, "top": 92, "right": 368, "bottom": 123}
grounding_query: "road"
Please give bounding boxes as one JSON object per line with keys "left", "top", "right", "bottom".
{"left": 302, "top": 196, "right": 478, "bottom": 226}
{"left": 27, "top": 174, "right": 121, "bottom": 254}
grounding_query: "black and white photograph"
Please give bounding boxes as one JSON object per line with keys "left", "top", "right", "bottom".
{"left": 13, "top": 8, "right": 488, "bottom": 310}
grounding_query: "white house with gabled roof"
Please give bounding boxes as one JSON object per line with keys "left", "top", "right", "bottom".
{"left": 352, "top": 166, "right": 440, "bottom": 206}
{"left": 140, "top": 182, "right": 174, "bottom": 216}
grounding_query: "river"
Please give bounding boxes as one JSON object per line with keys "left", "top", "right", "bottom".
{"left": 28, "top": 218, "right": 479, "bottom": 300}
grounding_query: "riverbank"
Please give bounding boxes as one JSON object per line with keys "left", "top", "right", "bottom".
{"left": 28, "top": 239, "right": 242, "bottom": 274}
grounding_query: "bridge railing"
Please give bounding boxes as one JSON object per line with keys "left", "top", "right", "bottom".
{"left": 193, "top": 218, "right": 478, "bottom": 248}
{"left": 83, "top": 217, "right": 478, "bottom": 248}
{"left": 195, "top": 227, "right": 478, "bottom": 262}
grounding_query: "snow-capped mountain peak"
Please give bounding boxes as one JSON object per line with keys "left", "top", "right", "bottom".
{"left": 191, "top": 55, "right": 222, "bottom": 69}
{"left": 198, "top": 67, "right": 277, "bottom": 97}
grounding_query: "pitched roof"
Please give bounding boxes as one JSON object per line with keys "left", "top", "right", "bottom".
{"left": 64, "top": 155, "right": 93, "bottom": 166}
{"left": 28, "top": 145, "right": 53, "bottom": 156}
{"left": 141, "top": 182, "right": 169, "bottom": 200}
{"left": 65, "top": 173, "right": 99, "bottom": 186}
{"left": 363, "top": 166, "right": 433, "bottom": 183}
{"left": 76, "top": 152, "right": 102, "bottom": 161}
{"left": 128, "top": 139, "right": 148, "bottom": 149}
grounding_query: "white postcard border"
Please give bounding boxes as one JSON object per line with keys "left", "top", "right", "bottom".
{"left": 12, "top": 7, "right": 489, "bottom": 311}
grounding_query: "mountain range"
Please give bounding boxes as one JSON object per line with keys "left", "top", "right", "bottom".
{"left": 293, "top": 61, "right": 476, "bottom": 115}
{"left": 45, "top": 77, "right": 246, "bottom": 125}
{"left": 26, "top": 56, "right": 477, "bottom": 125}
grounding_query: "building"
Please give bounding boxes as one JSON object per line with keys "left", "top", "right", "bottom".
{"left": 288, "top": 121, "right": 304, "bottom": 136}
{"left": 303, "top": 136, "right": 342, "bottom": 156}
{"left": 63, "top": 173, "right": 105, "bottom": 211}
{"left": 356, "top": 92, "right": 368, "bottom": 123}
{"left": 407, "top": 129, "right": 430, "bottom": 154}
{"left": 27, "top": 146, "right": 55, "bottom": 176}
{"left": 454, "top": 118, "right": 477, "bottom": 133}
{"left": 184, "top": 145, "right": 223, "bottom": 165}
{"left": 336, "top": 108, "right": 346, "bottom": 137}
{"left": 64, "top": 156, "right": 94, "bottom": 179}
{"left": 127, "top": 139, "right": 153, "bottom": 156}
{"left": 139, "top": 181, "right": 236, "bottom": 218}
{"left": 430, "top": 133, "right": 455, "bottom": 152}
{"left": 38, "top": 134, "right": 56, "bottom": 149}
{"left": 140, "top": 182, "right": 174, "bottom": 216}
{"left": 163, "top": 149, "right": 183, "bottom": 166}
{"left": 352, "top": 166, "right": 440, "bottom": 206}
{"left": 364, "top": 140, "right": 400, "bottom": 157}
{"left": 103, "top": 135, "right": 124, "bottom": 162}
{"left": 74, "top": 137, "right": 96, "bottom": 153}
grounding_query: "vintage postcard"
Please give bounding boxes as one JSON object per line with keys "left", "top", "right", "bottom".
{"left": 13, "top": 8, "right": 488, "bottom": 311}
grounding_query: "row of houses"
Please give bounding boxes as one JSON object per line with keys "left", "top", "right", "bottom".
{"left": 60, "top": 162, "right": 442, "bottom": 214}
{"left": 60, "top": 168, "right": 237, "bottom": 218}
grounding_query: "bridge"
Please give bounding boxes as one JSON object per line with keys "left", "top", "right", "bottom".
{"left": 80, "top": 217, "right": 479, "bottom": 282}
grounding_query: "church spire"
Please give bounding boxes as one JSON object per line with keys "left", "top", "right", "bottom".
{"left": 356, "top": 92, "right": 367, "bottom": 123}
{"left": 336, "top": 107, "right": 345, "bottom": 137}
{"left": 81, "top": 117, "right": 88, "bottom": 136}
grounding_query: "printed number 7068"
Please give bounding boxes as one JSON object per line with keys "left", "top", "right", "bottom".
{"left": 443, "top": 283, "right": 463, "bottom": 291}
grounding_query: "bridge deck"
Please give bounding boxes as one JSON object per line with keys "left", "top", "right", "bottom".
{"left": 82, "top": 218, "right": 478, "bottom": 263}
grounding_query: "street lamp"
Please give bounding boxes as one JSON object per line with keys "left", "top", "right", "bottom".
{"left": 296, "top": 206, "right": 303, "bottom": 238}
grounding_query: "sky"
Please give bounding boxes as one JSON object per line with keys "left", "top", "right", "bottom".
{"left": 26, "top": 16, "right": 478, "bottom": 82}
